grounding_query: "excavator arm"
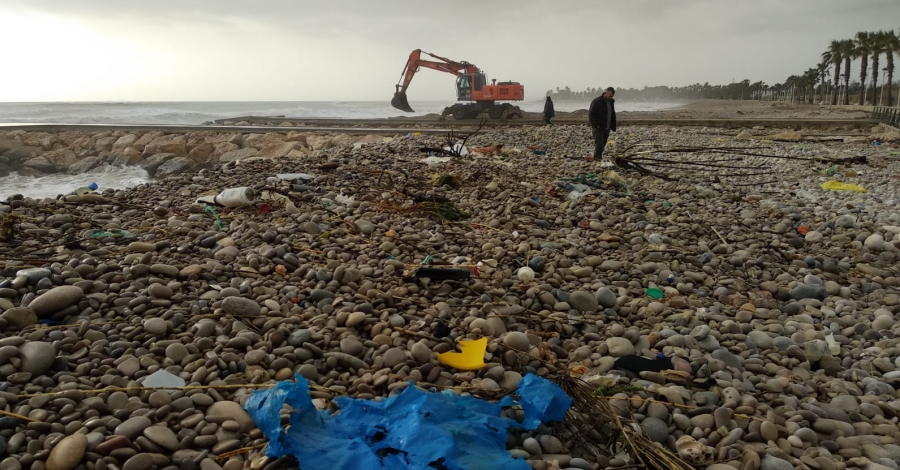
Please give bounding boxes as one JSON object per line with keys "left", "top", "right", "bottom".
{"left": 392, "top": 49, "right": 479, "bottom": 112}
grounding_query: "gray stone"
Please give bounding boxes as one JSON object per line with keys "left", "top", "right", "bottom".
{"left": 354, "top": 220, "right": 375, "bottom": 235}
{"left": 166, "top": 343, "right": 189, "bottom": 363}
{"left": 411, "top": 341, "right": 431, "bottom": 363}
{"left": 789, "top": 284, "right": 827, "bottom": 301}
{"left": 143, "top": 318, "right": 167, "bottom": 336}
{"left": 0, "top": 307, "right": 37, "bottom": 329}
{"left": 219, "top": 148, "right": 258, "bottom": 162}
{"left": 154, "top": 157, "right": 195, "bottom": 178}
{"left": 569, "top": 291, "right": 598, "bottom": 312}
{"left": 595, "top": 287, "right": 617, "bottom": 308}
{"left": 760, "top": 455, "right": 793, "bottom": 470}
{"left": 641, "top": 417, "right": 668, "bottom": 443}
{"left": 288, "top": 329, "right": 312, "bottom": 347}
{"left": 711, "top": 349, "right": 743, "bottom": 370}
{"left": 114, "top": 416, "right": 152, "bottom": 439}
{"left": 221, "top": 297, "right": 261, "bottom": 316}
{"left": 382, "top": 348, "right": 406, "bottom": 368}
{"left": 747, "top": 331, "right": 774, "bottom": 349}
{"left": 308, "top": 289, "right": 334, "bottom": 302}
{"left": 340, "top": 338, "right": 364, "bottom": 356}
{"left": 15, "top": 268, "right": 51, "bottom": 285}
{"left": 503, "top": 332, "right": 530, "bottom": 351}
{"left": 528, "top": 256, "right": 545, "bottom": 272}
{"left": 19, "top": 341, "right": 56, "bottom": 376}
{"left": 27, "top": 286, "right": 84, "bottom": 317}
{"left": 523, "top": 437, "right": 541, "bottom": 456}
{"left": 538, "top": 435, "right": 564, "bottom": 454}
{"left": 607, "top": 337, "right": 634, "bottom": 357}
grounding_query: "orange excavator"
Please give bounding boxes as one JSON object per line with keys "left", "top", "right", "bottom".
{"left": 391, "top": 49, "right": 525, "bottom": 120}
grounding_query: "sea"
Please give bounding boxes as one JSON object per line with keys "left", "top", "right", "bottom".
{"left": 0, "top": 100, "right": 681, "bottom": 199}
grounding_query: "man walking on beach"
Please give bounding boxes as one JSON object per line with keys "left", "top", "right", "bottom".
{"left": 543, "top": 95, "right": 555, "bottom": 125}
{"left": 589, "top": 87, "right": 616, "bottom": 160}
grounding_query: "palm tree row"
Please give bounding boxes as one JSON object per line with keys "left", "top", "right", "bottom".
{"left": 818, "top": 30, "right": 899, "bottom": 106}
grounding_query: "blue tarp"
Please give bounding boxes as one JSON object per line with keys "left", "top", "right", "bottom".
{"left": 244, "top": 373, "right": 572, "bottom": 470}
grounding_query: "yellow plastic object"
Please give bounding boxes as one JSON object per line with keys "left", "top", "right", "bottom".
{"left": 820, "top": 181, "right": 866, "bottom": 193}
{"left": 436, "top": 337, "right": 487, "bottom": 370}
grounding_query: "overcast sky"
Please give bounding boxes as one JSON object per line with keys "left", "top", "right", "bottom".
{"left": 0, "top": 0, "right": 897, "bottom": 102}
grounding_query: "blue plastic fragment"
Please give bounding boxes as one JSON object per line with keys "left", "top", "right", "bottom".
{"left": 516, "top": 373, "right": 573, "bottom": 428}
{"left": 244, "top": 373, "right": 571, "bottom": 470}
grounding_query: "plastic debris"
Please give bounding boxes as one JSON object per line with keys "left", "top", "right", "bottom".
{"left": 420, "top": 156, "right": 453, "bottom": 164}
{"left": 142, "top": 370, "right": 186, "bottom": 389}
{"left": 415, "top": 267, "right": 472, "bottom": 280}
{"left": 820, "top": 181, "right": 867, "bottom": 193}
{"left": 276, "top": 173, "right": 314, "bottom": 181}
{"left": 646, "top": 286, "right": 665, "bottom": 299}
{"left": 613, "top": 353, "right": 673, "bottom": 374}
{"left": 443, "top": 143, "right": 469, "bottom": 156}
{"left": 196, "top": 187, "right": 257, "bottom": 207}
{"left": 244, "top": 373, "right": 570, "bottom": 470}
{"left": 436, "top": 337, "right": 487, "bottom": 370}
{"left": 516, "top": 266, "right": 535, "bottom": 283}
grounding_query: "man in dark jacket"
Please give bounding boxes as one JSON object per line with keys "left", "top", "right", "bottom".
{"left": 543, "top": 96, "right": 555, "bottom": 125}
{"left": 588, "top": 87, "right": 616, "bottom": 160}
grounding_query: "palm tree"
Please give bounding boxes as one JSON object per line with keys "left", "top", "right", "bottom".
{"left": 870, "top": 31, "right": 885, "bottom": 105}
{"left": 855, "top": 32, "right": 873, "bottom": 105}
{"left": 803, "top": 68, "right": 819, "bottom": 104}
{"left": 817, "top": 61, "right": 830, "bottom": 104}
{"left": 840, "top": 39, "right": 854, "bottom": 105}
{"left": 883, "top": 30, "right": 899, "bottom": 106}
{"left": 822, "top": 40, "right": 843, "bottom": 105}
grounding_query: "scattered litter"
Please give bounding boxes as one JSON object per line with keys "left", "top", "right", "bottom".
{"left": 244, "top": 373, "right": 570, "bottom": 470}
{"left": 613, "top": 353, "right": 673, "bottom": 374}
{"left": 820, "top": 181, "right": 867, "bottom": 193}
{"left": 204, "top": 206, "right": 223, "bottom": 231}
{"left": 196, "top": 187, "right": 257, "bottom": 208}
{"left": 443, "top": 143, "right": 468, "bottom": 157}
{"left": 415, "top": 267, "right": 472, "bottom": 280}
{"left": 516, "top": 266, "right": 535, "bottom": 283}
{"left": 436, "top": 337, "right": 487, "bottom": 370}
{"left": 646, "top": 286, "right": 665, "bottom": 299}
{"left": 335, "top": 194, "right": 355, "bottom": 205}
{"left": 420, "top": 156, "right": 452, "bottom": 164}
{"left": 276, "top": 173, "right": 314, "bottom": 181}
{"left": 142, "top": 370, "right": 186, "bottom": 389}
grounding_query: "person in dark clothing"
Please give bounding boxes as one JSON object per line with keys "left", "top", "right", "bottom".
{"left": 543, "top": 96, "right": 555, "bottom": 125}
{"left": 588, "top": 87, "right": 616, "bottom": 160}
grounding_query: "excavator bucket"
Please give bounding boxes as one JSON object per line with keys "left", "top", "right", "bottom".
{"left": 391, "top": 92, "right": 415, "bottom": 113}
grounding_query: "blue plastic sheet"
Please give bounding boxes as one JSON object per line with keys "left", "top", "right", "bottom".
{"left": 244, "top": 373, "right": 571, "bottom": 470}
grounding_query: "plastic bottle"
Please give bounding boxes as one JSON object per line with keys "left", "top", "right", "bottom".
{"left": 70, "top": 182, "right": 98, "bottom": 195}
{"left": 213, "top": 187, "right": 256, "bottom": 208}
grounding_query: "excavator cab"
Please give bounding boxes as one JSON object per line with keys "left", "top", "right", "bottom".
{"left": 456, "top": 72, "right": 487, "bottom": 101}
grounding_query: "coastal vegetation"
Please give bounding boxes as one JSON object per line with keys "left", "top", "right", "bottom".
{"left": 547, "top": 29, "right": 899, "bottom": 106}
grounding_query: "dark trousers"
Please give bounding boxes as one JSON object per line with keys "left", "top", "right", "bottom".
{"left": 543, "top": 116, "right": 553, "bottom": 125}
{"left": 592, "top": 127, "right": 610, "bottom": 158}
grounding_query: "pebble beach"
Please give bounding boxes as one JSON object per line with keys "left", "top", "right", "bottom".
{"left": 1, "top": 102, "right": 900, "bottom": 470}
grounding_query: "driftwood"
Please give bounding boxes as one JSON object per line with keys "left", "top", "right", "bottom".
{"left": 419, "top": 118, "right": 487, "bottom": 157}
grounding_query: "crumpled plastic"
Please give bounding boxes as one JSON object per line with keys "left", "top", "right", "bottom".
{"left": 820, "top": 180, "right": 866, "bottom": 192}
{"left": 244, "top": 373, "right": 571, "bottom": 470}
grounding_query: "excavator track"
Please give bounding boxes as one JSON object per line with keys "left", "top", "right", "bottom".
{"left": 441, "top": 103, "right": 523, "bottom": 120}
